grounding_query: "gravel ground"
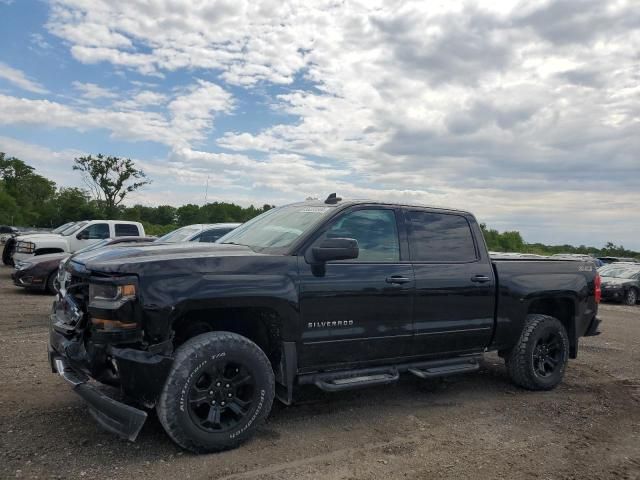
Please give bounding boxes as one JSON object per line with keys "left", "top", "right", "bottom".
{"left": 0, "top": 266, "right": 639, "bottom": 480}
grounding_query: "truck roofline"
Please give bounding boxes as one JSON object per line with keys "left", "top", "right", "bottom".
{"left": 287, "top": 199, "right": 474, "bottom": 217}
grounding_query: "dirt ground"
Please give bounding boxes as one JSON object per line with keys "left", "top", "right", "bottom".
{"left": 0, "top": 266, "right": 639, "bottom": 480}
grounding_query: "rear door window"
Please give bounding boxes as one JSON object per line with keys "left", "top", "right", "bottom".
{"left": 406, "top": 211, "right": 477, "bottom": 262}
{"left": 115, "top": 224, "right": 140, "bottom": 237}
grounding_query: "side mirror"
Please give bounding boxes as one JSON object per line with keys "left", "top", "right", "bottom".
{"left": 311, "top": 237, "right": 359, "bottom": 263}
{"left": 76, "top": 231, "right": 89, "bottom": 240}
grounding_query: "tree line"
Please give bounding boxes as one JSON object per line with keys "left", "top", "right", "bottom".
{"left": 479, "top": 224, "right": 637, "bottom": 258}
{"left": 0, "top": 151, "right": 637, "bottom": 257}
{"left": 0, "top": 152, "right": 272, "bottom": 236}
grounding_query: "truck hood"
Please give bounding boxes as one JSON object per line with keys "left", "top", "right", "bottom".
{"left": 17, "top": 233, "right": 64, "bottom": 243}
{"left": 76, "top": 242, "right": 267, "bottom": 274}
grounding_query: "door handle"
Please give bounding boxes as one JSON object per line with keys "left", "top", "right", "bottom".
{"left": 386, "top": 275, "right": 411, "bottom": 284}
{"left": 471, "top": 275, "right": 491, "bottom": 283}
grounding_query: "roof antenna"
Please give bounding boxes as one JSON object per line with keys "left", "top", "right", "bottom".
{"left": 324, "top": 193, "right": 342, "bottom": 204}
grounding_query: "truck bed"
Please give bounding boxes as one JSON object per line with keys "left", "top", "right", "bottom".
{"left": 489, "top": 258, "right": 599, "bottom": 357}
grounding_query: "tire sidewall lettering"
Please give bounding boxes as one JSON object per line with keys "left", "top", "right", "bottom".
{"left": 229, "top": 388, "right": 266, "bottom": 440}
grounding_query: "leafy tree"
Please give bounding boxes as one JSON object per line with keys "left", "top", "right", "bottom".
{"left": 176, "top": 204, "right": 204, "bottom": 226}
{"left": 152, "top": 205, "right": 177, "bottom": 225}
{"left": 73, "top": 154, "right": 150, "bottom": 217}
{"left": 0, "top": 183, "right": 19, "bottom": 224}
{"left": 0, "top": 152, "right": 56, "bottom": 224}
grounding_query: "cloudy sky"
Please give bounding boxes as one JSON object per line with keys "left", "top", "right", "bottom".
{"left": 0, "top": 0, "right": 638, "bottom": 248}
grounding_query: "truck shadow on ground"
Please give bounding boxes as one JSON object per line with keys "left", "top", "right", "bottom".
{"left": 135, "top": 357, "right": 517, "bottom": 448}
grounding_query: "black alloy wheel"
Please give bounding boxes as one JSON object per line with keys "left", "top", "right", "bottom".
{"left": 505, "top": 314, "right": 569, "bottom": 391}
{"left": 157, "top": 331, "right": 275, "bottom": 453}
{"left": 187, "top": 360, "right": 255, "bottom": 433}
{"left": 532, "top": 331, "right": 563, "bottom": 378}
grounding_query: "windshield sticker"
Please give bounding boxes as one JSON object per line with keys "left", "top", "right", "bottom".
{"left": 300, "top": 207, "right": 331, "bottom": 213}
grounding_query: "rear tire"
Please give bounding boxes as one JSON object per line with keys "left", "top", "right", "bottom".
{"left": 157, "top": 331, "right": 275, "bottom": 453}
{"left": 505, "top": 314, "right": 569, "bottom": 391}
{"left": 624, "top": 288, "right": 638, "bottom": 306}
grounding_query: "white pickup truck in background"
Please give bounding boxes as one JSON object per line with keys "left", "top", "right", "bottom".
{"left": 13, "top": 220, "right": 145, "bottom": 262}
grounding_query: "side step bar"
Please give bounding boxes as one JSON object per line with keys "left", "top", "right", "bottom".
{"left": 408, "top": 358, "right": 480, "bottom": 379}
{"left": 300, "top": 355, "right": 482, "bottom": 393}
{"left": 313, "top": 369, "right": 400, "bottom": 392}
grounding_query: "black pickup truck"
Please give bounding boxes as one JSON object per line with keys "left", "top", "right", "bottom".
{"left": 49, "top": 196, "right": 602, "bottom": 452}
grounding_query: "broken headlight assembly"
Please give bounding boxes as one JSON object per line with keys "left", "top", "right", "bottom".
{"left": 88, "top": 281, "right": 139, "bottom": 331}
{"left": 89, "top": 282, "right": 136, "bottom": 307}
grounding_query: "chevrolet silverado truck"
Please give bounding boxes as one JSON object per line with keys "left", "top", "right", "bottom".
{"left": 49, "top": 195, "right": 602, "bottom": 453}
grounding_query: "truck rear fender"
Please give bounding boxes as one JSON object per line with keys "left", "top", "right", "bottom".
{"left": 527, "top": 296, "right": 577, "bottom": 357}
{"left": 490, "top": 268, "right": 587, "bottom": 358}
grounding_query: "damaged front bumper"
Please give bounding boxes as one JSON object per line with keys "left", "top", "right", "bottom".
{"left": 48, "top": 351, "right": 148, "bottom": 441}
{"left": 48, "top": 298, "right": 173, "bottom": 441}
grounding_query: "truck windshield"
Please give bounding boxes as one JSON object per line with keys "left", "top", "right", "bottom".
{"left": 156, "top": 226, "right": 202, "bottom": 243}
{"left": 218, "top": 204, "right": 334, "bottom": 251}
{"left": 52, "top": 222, "right": 75, "bottom": 234}
{"left": 61, "top": 221, "right": 88, "bottom": 236}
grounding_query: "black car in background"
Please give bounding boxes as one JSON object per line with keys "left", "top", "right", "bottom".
{"left": 599, "top": 264, "right": 640, "bottom": 305}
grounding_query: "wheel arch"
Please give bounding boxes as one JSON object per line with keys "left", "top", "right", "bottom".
{"left": 527, "top": 296, "right": 577, "bottom": 358}
{"left": 171, "top": 304, "right": 286, "bottom": 369}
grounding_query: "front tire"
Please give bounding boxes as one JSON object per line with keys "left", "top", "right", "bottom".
{"left": 157, "top": 332, "right": 275, "bottom": 453}
{"left": 505, "top": 314, "right": 569, "bottom": 391}
{"left": 46, "top": 270, "right": 58, "bottom": 295}
{"left": 623, "top": 288, "right": 638, "bottom": 306}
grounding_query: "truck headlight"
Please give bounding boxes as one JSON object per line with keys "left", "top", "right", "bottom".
{"left": 88, "top": 281, "right": 138, "bottom": 331}
{"left": 16, "top": 241, "right": 35, "bottom": 253}
{"left": 89, "top": 282, "right": 136, "bottom": 308}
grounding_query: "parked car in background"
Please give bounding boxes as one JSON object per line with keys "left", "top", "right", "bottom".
{"left": 0, "top": 225, "right": 19, "bottom": 244}
{"left": 13, "top": 220, "right": 145, "bottom": 263}
{"left": 3, "top": 223, "right": 78, "bottom": 266}
{"left": 551, "top": 254, "right": 603, "bottom": 267}
{"left": 155, "top": 223, "right": 241, "bottom": 244}
{"left": 12, "top": 236, "right": 155, "bottom": 294}
{"left": 599, "top": 264, "right": 640, "bottom": 305}
{"left": 490, "top": 252, "right": 548, "bottom": 259}
{"left": 598, "top": 256, "right": 640, "bottom": 264}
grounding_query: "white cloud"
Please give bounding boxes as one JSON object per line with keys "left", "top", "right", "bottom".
{"left": 0, "top": 136, "right": 85, "bottom": 186}
{"left": 168, "top": 80, "right": 234, "bottom": 147}
{"left": 0, "top": 62, "right": 49, "bottom": 94}
{"left": 1, "top": 0, "right": 639, "bottom": 247}
{"left": 0, "top": 79, "right": 233, "bottom": 147}
{"left": 72, "top": 81, "right": 117, "bottom": 99}
{"left": 113, "top": 90, "right": 167, "bottom": 109}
